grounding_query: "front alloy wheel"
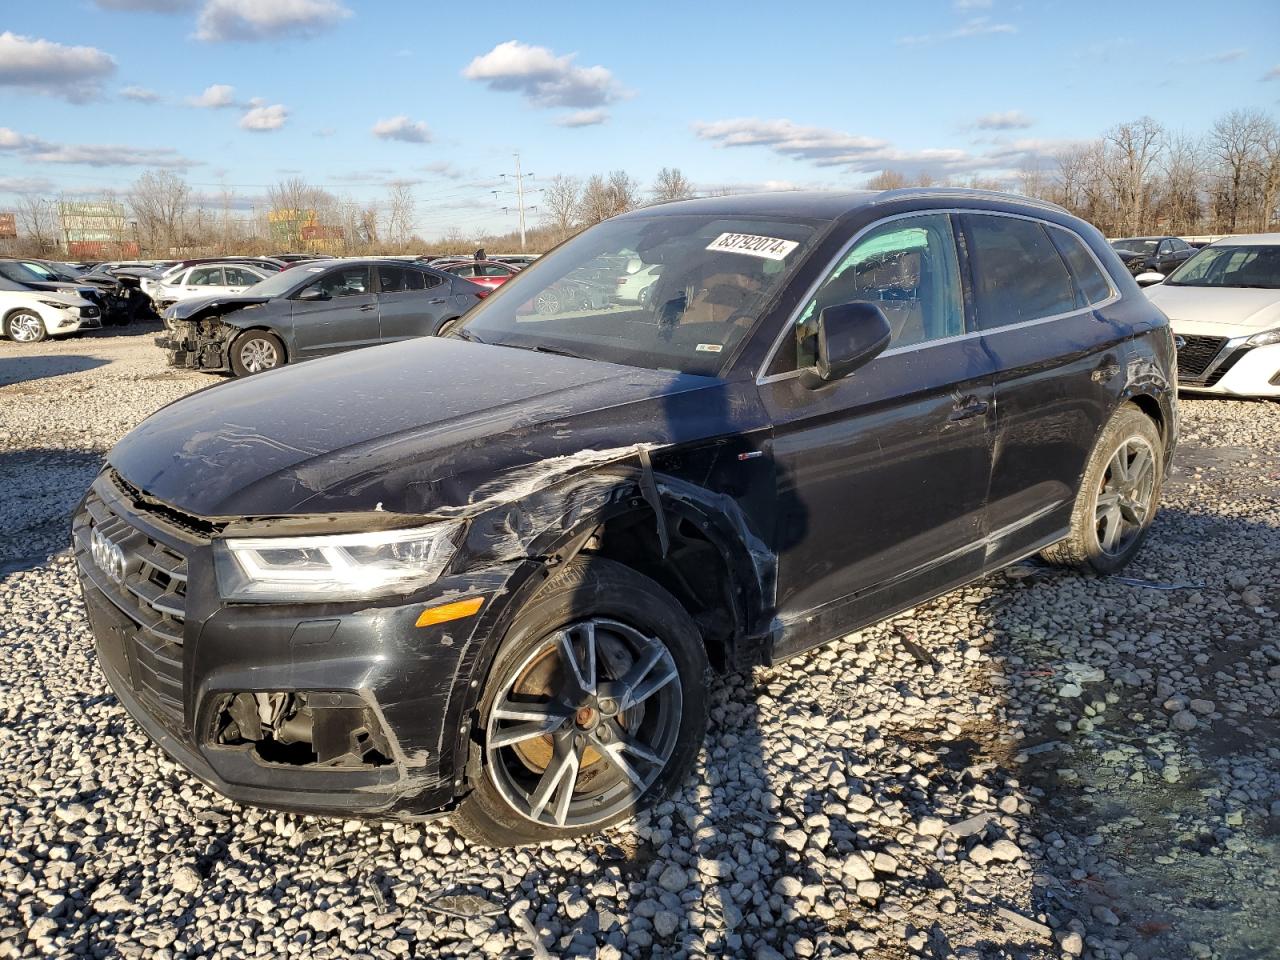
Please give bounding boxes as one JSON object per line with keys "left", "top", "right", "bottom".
{"left": 485, "top": 618, "right": 682, "bottom": 829}
{"left": 5, "top": 311, "right": 47, "bottom": 343}
{"left": 452, "top": 557, "right": 707, "bottom": 847}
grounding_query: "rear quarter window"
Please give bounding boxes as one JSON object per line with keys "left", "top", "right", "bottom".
{"left": 964, "top": 214, "right": 1077, "bottom": 329}
{"left": 1049, "top": 228, "right": 1114, "bottom": 306}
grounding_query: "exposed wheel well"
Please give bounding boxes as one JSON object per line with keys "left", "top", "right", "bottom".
{"left": 583, "top": 509, "right": 738, "bottom": 671}
{"left": 1125, "top": 394, "right": 1165, "bottom": 445}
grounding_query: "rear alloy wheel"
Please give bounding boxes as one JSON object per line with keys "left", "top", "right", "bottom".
{"left": 1041, "top": 405, "right": 1163, "bottom": 574}
{"left": 230, "top": 330, "right": 285, "bottom": 376}
{"left": 452, "top": 557, "right": 708, "bottom": 847}
{"left": 5, "top": 311, "right": 47, "bottom": 343}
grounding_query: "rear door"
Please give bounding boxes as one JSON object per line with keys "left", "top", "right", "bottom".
{"left": 182, "top": 266, "right": 225, "bottom": 299}
{"left": 375, "top": 264, "right": 452, "bottom": 341}
{"left": 222, "top": 265, "right": 265, "bottom": 296}
{"left": 289, "top": 265, "right": 379, "bottom": 357}
{"left": 759, "top": 212, "right": 997, "bottom": 656}
{"left": 959, "top": 212, "right": 1128, "bottom": 566}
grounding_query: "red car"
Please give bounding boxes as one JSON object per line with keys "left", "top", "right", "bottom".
{"left": 438, "top": 259, "right": 519, "bottom": 292}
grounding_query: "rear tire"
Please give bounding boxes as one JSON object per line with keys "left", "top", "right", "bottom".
{"left": 229, "top": 330, "right": 285, "bottom": 377}
{"left": 1040, "top": 405, "right": 1163, "bottom": 574}
{"left": 451, "top": 557, "right": 708, "bottom": 847}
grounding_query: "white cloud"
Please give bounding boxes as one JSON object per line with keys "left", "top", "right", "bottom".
{"left": 187, "top": 82, "right": 237, "bottom": 107}
{"left": 1176, "top": 48, "right": 1247, "bottom": 65}
{"left": 0, "top": 32, "right": 117, "bottom": 102}
{"left": 94, "top": 0, "right": 195, "bottom": 10}
{"left": 239, "top": 100, "right": 288, "bottom": 131}
{"left": 120, "top": 85, "right": 162, "bottom": 103}
{"left": 954, "top": 0, "right": 992, "bottom": 7}
{"left": 196, "top": 0, "right": 352, "bottom": 42}
{"left": 1263, "top": 65, "right": 1280, "bottom": 81}
{"left": 555, "top": 108, "right": 609, "bottom": 128}
{"left": 975, "top": 110, "right": 1034, "bottom": 130}
{"left": 463, "top": 40, "right": 624, "bottom": 110}
{"left": 1, "top": 127, "right": 196, "bottom": 168}
{"left": 371, "top": 115, "right": 432, "bottom": 143}
{"left": 419, "top": 161, "right": 466, "bottom": 180}
{"left": 899, "top": 17, "right": 1017, "bottom": 45}
{"left": 694, "top": 115, "right": 1073, "bottom": 183}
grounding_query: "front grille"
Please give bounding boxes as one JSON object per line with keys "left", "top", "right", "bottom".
{"left": 1176, "top": 334, "right": 1228, "bottom": 381}
{"left": 75, "top": 483, "right": 192, "bottom": 726}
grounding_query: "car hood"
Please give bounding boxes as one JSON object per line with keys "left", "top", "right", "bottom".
{"left": 108, "top": 337, "right": 740, "bottom": 517}
{"left": 167, "top": 294, "right": 275, "bottom": 322}
{"left": 1145, "top": 284, "right": 1280, "bottom": 332}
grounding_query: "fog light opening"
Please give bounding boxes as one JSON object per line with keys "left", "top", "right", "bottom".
{"left": 213, "top": 691, "right": 392, "bottom": 768}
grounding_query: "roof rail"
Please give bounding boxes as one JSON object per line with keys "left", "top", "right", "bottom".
{"left": 872, "top": 187, "right": 1069, "bottom": 215}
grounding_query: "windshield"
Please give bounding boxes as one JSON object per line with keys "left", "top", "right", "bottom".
{"left": 242, "top": 265, "right": 315, "bottom": 298}
{"left": 1111, "top": 239, "right": 1157, "bottom": 255}
{"left": 1166, "top": 245, "right": 1280, "bottom": 289}
{"left": 457, "top": 214, "right": 820, "bottom": 375}
{"left": 0, "top": 261, "right": 45, "bottom": 284}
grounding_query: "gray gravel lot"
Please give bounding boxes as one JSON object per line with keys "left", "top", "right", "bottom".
{"left": 1, "top": 327, "right": 1277, "bottom": 960}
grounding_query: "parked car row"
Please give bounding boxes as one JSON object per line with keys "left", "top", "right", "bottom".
{"left": 1109, "top": 236, "right": 1197, "bottom": 277}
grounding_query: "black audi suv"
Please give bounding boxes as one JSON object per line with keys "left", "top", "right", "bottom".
{"left": 75, "top": 189, "right": 1177, "bottom": 846}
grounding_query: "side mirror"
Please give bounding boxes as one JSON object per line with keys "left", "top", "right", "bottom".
{"left": 800, "top": 301, "right": 893, "bottom": 389}
{"left": 1135, "top": 272, "right": 1165, "bottom": 287}
{"left": 297, "top": 287, "right": 329, "bottom": 301}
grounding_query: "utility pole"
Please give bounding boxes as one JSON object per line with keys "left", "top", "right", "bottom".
{"left": 513, "top": 153, "right": 528, "bottom": 251}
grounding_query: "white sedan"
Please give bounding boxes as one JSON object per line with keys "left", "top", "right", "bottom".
{"left": 1143, "top": 234, "right": 1280, "bottom": 398}
{"left": 0, "top": 281, "right": 102, "bottom": 343}
{"left": 153, "top": 263, "right": 270, "bottom": 309}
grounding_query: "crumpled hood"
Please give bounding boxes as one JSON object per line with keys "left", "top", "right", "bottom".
{"left": 1145, "top": 284, "right": 1280, "bottom": 332}
{"left": 167, "top": 294, "right": 274, "bottom": 323}
{"left": 108, "top": 337, "right": 736, "bottom": 518}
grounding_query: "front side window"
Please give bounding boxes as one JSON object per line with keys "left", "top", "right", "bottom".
{"left": 1165, "top": 246, "right": 1280, "bottom": 289}
{"left": 459, "top": 214, "right": 819, "bottom": 376}
{"left": 306, "top": 266, "right": 370, "bottom": 298}
{"left": 966, "top": 215, "right": 1076, "bottom": 328}
{"left": 223, "top": 266, "right": 262, "bottom": 286}
{"left": 1049, "top": 228, "right": 1113, "bottom": 306}
{"left": 768, "top": 214, "right": 963, "bottom": 375}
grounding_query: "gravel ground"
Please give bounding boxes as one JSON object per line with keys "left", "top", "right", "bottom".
{"left": 1, "top": 328, "right": 1277, "bottom": 960}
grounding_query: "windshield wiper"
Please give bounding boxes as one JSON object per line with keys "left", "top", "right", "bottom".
{"left": 450, "top": 329, "right": 487, "bottom": 344}
{"left": 525, "top": 343, "right": 594, "bottom": 361}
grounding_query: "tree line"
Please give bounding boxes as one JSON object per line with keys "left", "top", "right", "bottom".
{"left": 4, "top": 108, "right": 1276, "bottom": 260}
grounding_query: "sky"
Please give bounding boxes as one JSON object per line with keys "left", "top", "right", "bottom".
{"left": 1, "top": 0, "right": 1278, "bottom": 240}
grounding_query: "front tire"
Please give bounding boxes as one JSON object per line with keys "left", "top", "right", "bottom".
{"left": 451, "top": 557, "right": 708, "bottom": 847}
{"left": 4, "top": 310, "right": 47, "bottom": 343}
{"left": 1041, "top": 405, "right": 1163, "bottom": 574}
{"left": 229, "top": 330, "right": 285, "bottom": 376}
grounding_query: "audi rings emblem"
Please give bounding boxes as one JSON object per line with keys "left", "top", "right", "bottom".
{"left": 91, "top": 527, "right": 127, "bottom": 585}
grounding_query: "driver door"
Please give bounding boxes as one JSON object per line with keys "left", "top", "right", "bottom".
{"left": 758, "top": 213, "right": 996, "bottom": 657}
{"left": 290, "top": 265, "right": 379, "bottom": 357}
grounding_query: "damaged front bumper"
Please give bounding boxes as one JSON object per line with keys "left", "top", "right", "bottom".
{"left": 72, "top": 471, "right": 521, "bottom": 820}
{"left": 156, "top": 319, "right": 233, "bottom": 372}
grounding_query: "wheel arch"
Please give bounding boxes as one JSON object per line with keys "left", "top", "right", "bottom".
{"left": 230, "top": 324, "right": 289, "bottom": 363}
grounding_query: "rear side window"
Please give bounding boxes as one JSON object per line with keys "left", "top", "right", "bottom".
{"left": 964, "top": 215, "right": 1076, "bottom": 328}
{"left": 1049, "top": 228, "right": 1113, "bottom": 306}
{"left": 189, "top": 267, "right": 224, "bottom": 286}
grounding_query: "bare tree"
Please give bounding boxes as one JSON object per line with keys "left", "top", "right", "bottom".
{"left": 651, "top": 167, "right": 694, "bottom": 202}
{"left": 15, "top": 195, "right": 57, "bottom": 253}
{"left": 577, "top": 172, "right": 640, "bottom": 225}
{"left": 1104, "top": 117, "right": 1164, "bottom": 235}
{"left": 128, "top": 170, "right": 191, "bottom": 255}
{"left": 1257, "top": 116, "right": 1280, "bottom": 233}
{"left": 1207, "top": 109, "right": 1270, "bottom": 232}
{"left": 540, "top": 174, "right": 582, "bottom": 241}
{"left": 386, "top": 183, "right": 416, "bottom": 248}
{"left": 1158, "top": 133, "right": 1207, "bottom": 234}
{"left": 865, "top": 169, "right": 909, "bottom": 190}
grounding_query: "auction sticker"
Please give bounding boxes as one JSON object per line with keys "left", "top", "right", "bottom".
{"left": 696, "top": 343, "right": 723, "bottom": 353}
{"left": 706, "top": 232, "right": 798, "bottom": 261}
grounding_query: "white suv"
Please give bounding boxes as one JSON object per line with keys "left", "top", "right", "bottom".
{"left": 0, "top": 281, "right": 101, "bottom": 343}
{"left": 153, "top": 263, "right": 270, "bottom": 310}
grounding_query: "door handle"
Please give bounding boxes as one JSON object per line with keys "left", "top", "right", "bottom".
{"left": 427, "top": 298, "right": 447, "bottom": 304}
{"left": 948, "top": 400, "right": 989, "bottom": 421}
{"left": 359, "top": 304, "right": 376, "bottom": 312}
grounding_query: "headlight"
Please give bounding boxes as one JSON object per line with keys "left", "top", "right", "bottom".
{"left": 1246, "top": 328, "right": 1280, "bottom": 347}
{"left": 37, "top": 299, "right": 70, "bottom": 310}
{"left": 214, "top": 523, "right": 460, "bottom": 602}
